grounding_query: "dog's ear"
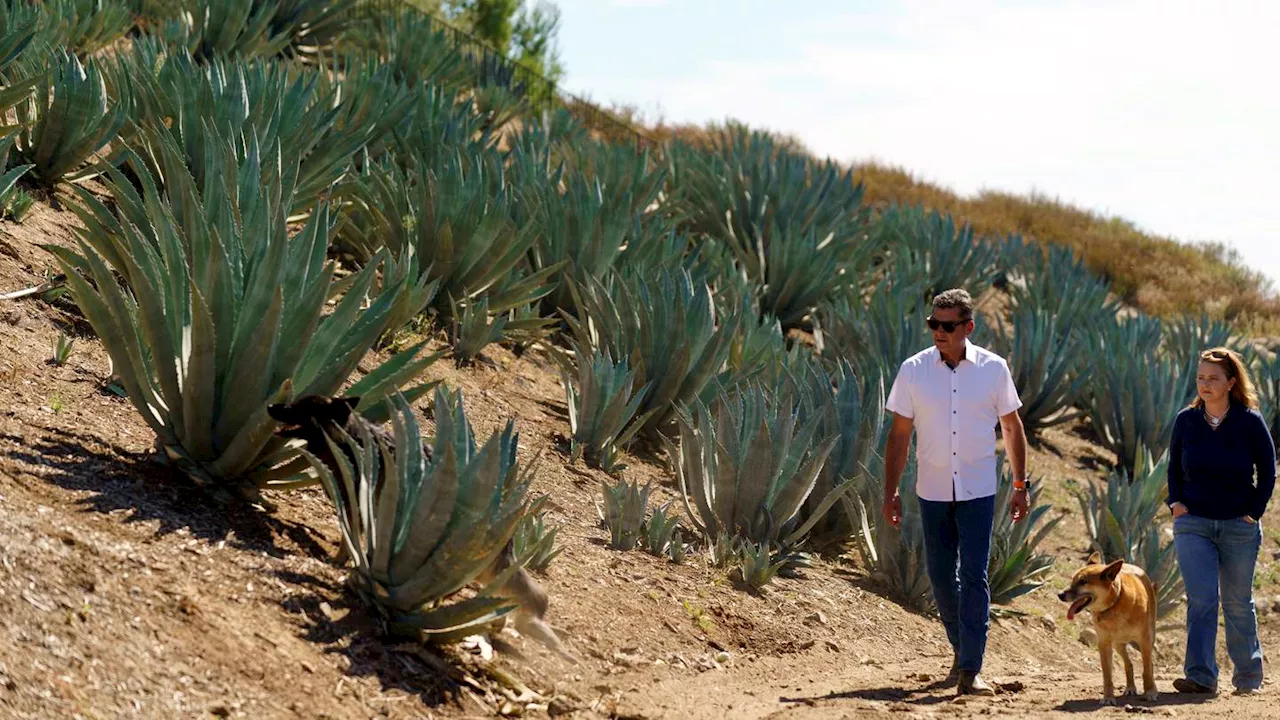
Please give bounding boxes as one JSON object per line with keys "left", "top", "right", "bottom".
{"left": 1102, "top": 558, "right": 1124, "bottom": 582}
{"left": 1087, "top": 550, "right": 1102, "bottom": 565}
{"left": 331, "top": 396, "right": 360, "bottom": 425}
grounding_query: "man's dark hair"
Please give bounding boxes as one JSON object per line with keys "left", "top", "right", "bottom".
{"left": 931, "top": 288, "right": 974, "bottom": 320}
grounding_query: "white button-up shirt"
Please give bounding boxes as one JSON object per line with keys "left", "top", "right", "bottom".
{"left": 885, "top": 341, "right": 1022, "bottom": 502}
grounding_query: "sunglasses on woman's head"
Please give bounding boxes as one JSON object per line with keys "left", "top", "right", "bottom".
{"left": 927, "top": 317, "right": 969, "bottom": 333}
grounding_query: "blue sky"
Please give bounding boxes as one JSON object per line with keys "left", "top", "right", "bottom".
{"left": 552, "top": 0, "right": 1280, "bottom": 292}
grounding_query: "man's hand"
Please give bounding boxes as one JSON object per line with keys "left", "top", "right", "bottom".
{"left": 1010, "top": 487, "right": 1029, "bottom": 523}
{"left": 1171, "top": 502, "right": 1189, "bottom": 518}
{"left": 883, "top": 491, "right": 902, "bottom": 528}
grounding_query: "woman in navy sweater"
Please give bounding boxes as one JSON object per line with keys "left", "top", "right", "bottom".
{"left": 1168, "top": 347, "right": 1277, "bottom": 696}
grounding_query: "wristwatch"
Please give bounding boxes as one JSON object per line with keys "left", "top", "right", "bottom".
{"left": 1013, "top": 477, "right": 1028, "bottom": 491}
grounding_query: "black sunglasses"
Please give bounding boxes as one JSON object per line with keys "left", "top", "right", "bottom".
{"left": 926, "top": 316, "right": 970, "bottom": 333}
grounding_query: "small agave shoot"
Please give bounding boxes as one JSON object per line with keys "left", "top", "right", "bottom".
{"left": 598, "top": 477, "right": 652, "bottom": 551}
{"left": 559, "top": 340, "right": 656, "bottom": 474}
{"left": 50, "top": 330, "right": 74, "bottom": 367}
{"left": 47, "top": 124, "right": 436, "bottom": 488}
{"left": 643, "top": 501, "right": 683, "bottom": 561}
{"left": 283, "top": 389, "right": 540, "bottom": 644}
{"left": 666, "top": 381, "right": 845, "bottom": 585}
{"left": 1073, "top": 448, "right": 1184, "bottom": 619}
{"left": 513, "top": 498, "right": 564, "bottom": 573}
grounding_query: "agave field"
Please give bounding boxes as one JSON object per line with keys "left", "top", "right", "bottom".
{"left": 3, "top": 0, "right": 1280, "bottom": 702}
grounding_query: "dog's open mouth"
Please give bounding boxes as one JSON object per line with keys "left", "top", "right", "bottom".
{"left": 1066, "top": 595, "right": 1092, "bottom": 620}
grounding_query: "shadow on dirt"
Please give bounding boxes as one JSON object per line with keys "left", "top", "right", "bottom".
{"left": 0, "top": 425, "right": 329, "bottom": 559}
{"left": 282, "top": 585, "right": 493, "bottom": 713}
{"left": 781, "top": 679, "right": 960, "bottom": 707}
{"left": 1054, "top": 692, "right": 1214, "bottom": 712}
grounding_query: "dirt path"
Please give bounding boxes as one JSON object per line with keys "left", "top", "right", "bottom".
{"left": 613, "top": 652, "right": 1277, "bottom": 719}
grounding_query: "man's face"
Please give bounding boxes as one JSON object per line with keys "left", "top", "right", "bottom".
{"left": 927, "top": 306, "right": 973, "bottom": 354}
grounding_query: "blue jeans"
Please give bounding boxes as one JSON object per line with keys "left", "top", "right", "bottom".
{"left": 919, "top": 494, "right": 996, "bottom": 673}
{"left": 1172, "top": 513, "right": 1264, "bottom": 690}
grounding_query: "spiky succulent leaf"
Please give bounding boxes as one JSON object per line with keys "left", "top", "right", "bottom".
{"left": 513, "top": 498, "right": 563, "bottom": 572}
{"left": 850, "top": 446, "right": 933, "bottom": 611}
{"left": 873, "top": 204, "right": 1001, "bottom": 303}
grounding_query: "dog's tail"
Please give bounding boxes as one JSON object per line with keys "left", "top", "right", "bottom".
{"left": 1145, "top": 574, "right": 1158, "bottom": 643}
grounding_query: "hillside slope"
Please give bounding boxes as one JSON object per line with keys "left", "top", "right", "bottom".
{"left": 4, "top": 190, "right": 1280, "bottom": 719}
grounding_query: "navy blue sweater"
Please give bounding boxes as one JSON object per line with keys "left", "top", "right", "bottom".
{"left": 1166, "top": 401, "right": 1277, "bottom": 521}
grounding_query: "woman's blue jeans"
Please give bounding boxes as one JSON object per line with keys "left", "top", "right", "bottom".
{"left": 919, "top": 495, "right": 996, "bottom": 673}
{"left": 1172, "top": 513, "right": 1264, "bottom": 691}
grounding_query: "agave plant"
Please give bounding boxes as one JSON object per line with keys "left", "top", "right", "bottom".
{"left": 987, "top": 303, "right": 1094, "bottom": 434}
{"left": 987, "top": 460, "right": 1062, "bottom": 605}
{"left": 115, "top": 47, "right": 411, "bottom": 217}
{"left": 1084, "top": 315, "right": 1185, "bottom": 476}
{"left": 788, "top": 358, "right": 887, "bottom": 552}
{"left": 45, "top": 123, "right": 436, "bottom": 487}
{"left": 162, "top": 0, "right": 293, "bottom": 60}
{"left": 558, "top": 341, "right": 655, "bottom": 474}
{"left": 12, "top": 50, "right": 126, "bottom": 188}
{"left": 1252, "top": 349, "right": 1280, "bottom": 443}
{"left": 818, "top": 279, "right": 931, "bottom": 377}
{"left": 345, "top": 6, "right": 472, "bottom": 93}
{"left": 338, "top": 152, "right": 559, "bottom": 333}
{"left": 850, "top": 445, "right": 933, "bottom": 611}
{"left": 295, "top": 390, "right": 534, "bottom": 641}
{"left": 1000, "top": 236, "right": 1117, "bottom": 326}
{"left": 43, "top": 0, "right": 133, "bottom": 56}
{"left": 665, "top": 381, "right": 842, "bottom": 554}
{"left": 269, "top": 0, "right": 356, "bottom": 58}
{"left": 598, "top": 477, "right": 652, "bottom": 551}
{"left": 1073, "top": 448, "right": 1183, "bottom": 618}
{"left": 514, "top": 139, "right": 668, "bottom": 321}
{"left": 875, "top": 205, "right": 1002, "bottom": 303}
{"left": 564, "top": 266, "right": 740, "bottom": 443}
{"left": 665, "top": 124, "right": 872, "bottom": 329}
{"left": 735, "top": 539, "right": 789, "bottom": 591}
{"left": 1162, "top": 313, "right": 1241, "bottom": 401}
{"left": 513, "top": 498, "right": 563, "bottom": 573}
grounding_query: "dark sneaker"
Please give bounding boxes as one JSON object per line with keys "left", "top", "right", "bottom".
{"left": 1173, "top": 678, "right": 1217, "bottom": 695}
{"left": 958, "top": 671, "right": 996, "bottom": 696}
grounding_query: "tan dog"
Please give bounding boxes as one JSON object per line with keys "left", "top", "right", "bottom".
{"left": 269, "top": 395, "right": 574, "bottom": 663}
{"left": 1059, "top": 552, "right": 1158, "bottom": 704}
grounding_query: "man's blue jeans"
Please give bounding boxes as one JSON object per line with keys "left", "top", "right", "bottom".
{"left": 919, "top": 494, "right": 996, "bottom": 673}
{"left": 1172, "top": 513, "right": 1264, "bottom": 691}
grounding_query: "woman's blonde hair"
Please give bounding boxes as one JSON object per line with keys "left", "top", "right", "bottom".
{"left": 1189, "top": 346, "right": 1259, "bottom": 410}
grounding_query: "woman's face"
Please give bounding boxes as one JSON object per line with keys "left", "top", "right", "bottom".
{"left": 1197, "top": 361, "right": 1236, "bottom": 405}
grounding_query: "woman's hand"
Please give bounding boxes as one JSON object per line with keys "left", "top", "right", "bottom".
{"left": 1171, "top": 502, "right": 1189, "bottom": 518}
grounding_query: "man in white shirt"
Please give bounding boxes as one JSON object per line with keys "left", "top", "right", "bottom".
{"left": 882, "top": 288, "right": 1029, "bottom": 696}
